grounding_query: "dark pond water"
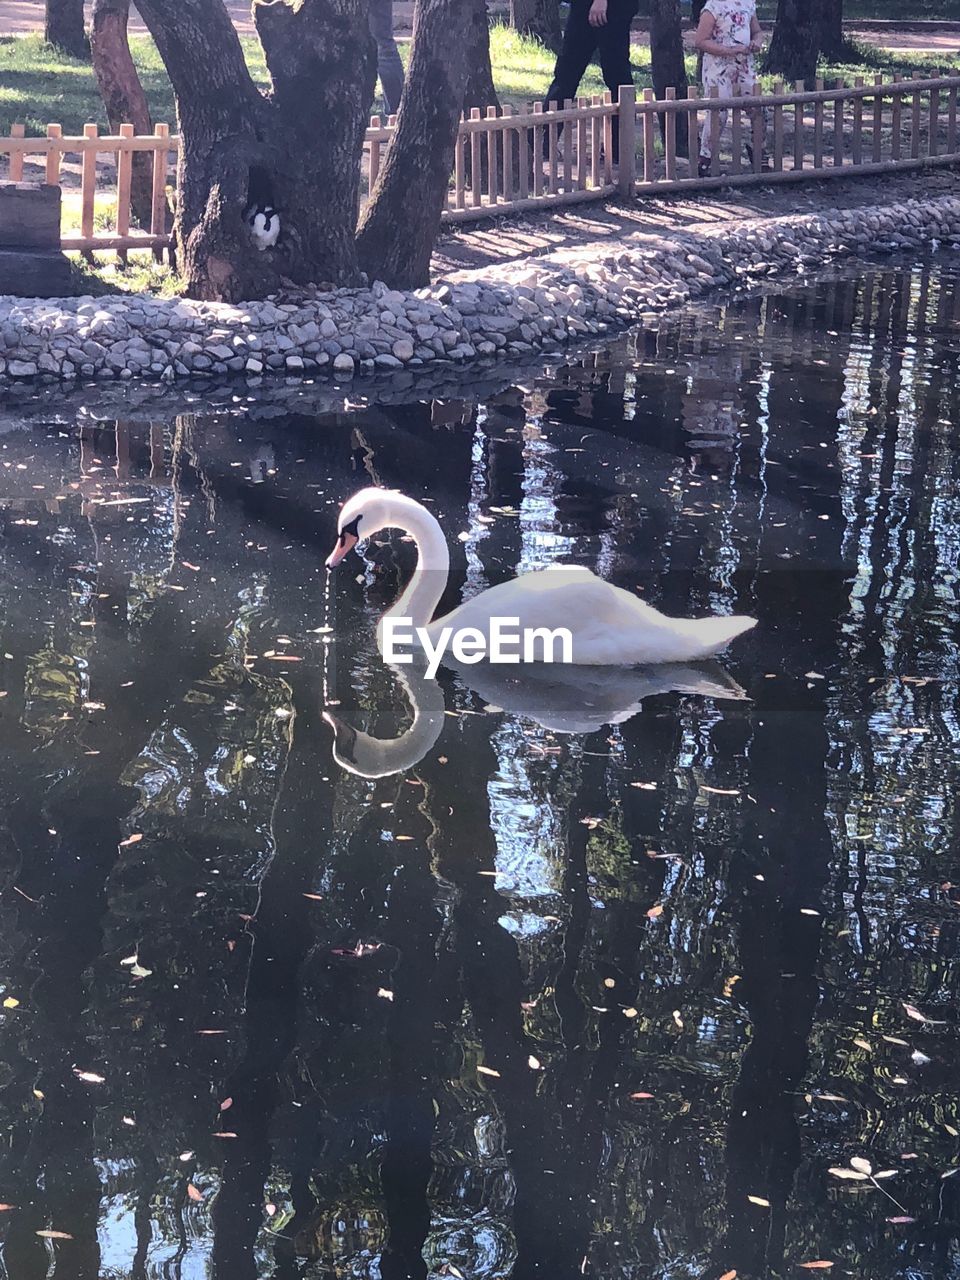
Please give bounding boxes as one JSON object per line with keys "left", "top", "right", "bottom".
{"left": 2, "top": 255, "right": 960, "bottom": 1280}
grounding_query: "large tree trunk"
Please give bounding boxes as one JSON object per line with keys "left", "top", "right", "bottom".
{"left": 90, "top": 0, "right": 154, "bottom": 230}
{"left": 820, "top": 0, "right": 844, "bottom": 61}
{"left": 764, "top": 0, "right": 823, "bottom": 85}
{"left": 509, "top": 0, "right": 561, "bottom": 52}
{"left": 45, "top": 0, "right": 88, "bottom": 59}
{"left": 135, "top": 0, "right": 375, "bottom": 302}
{"left": 356, "top": 0, "right": 471, "bottom": 289}
{"left": 464, "top": 0, "right": 500, "bottom": 115}
{"left": 462, "top": 0, "right": 500, "bottom": 194}
{"left": 650, "top": 0, "right": 689, "bottom": 158}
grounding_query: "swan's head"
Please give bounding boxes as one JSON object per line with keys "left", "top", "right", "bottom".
{"left": 325, "top": 488, "right": 429, "bottom": 570}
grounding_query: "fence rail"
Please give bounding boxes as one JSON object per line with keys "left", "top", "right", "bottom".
{"left": 1, "top": 72, "right": 959, "bottom": 258}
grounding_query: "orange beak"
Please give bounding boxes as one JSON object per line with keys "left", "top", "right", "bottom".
{"left": 325, "top": 531, "right": 358, "bottom": 569}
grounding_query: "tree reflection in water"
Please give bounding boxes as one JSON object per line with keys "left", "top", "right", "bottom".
{"left": 1, "top": 257, "right": 960, "bottom": 1279}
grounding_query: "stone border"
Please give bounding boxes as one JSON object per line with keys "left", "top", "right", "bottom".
{"left": 2, "top": 195, "right": 959, "bottom": 392}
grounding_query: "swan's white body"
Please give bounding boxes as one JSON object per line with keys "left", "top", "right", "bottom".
{"left": 327, "top": 488, "right": 756, "bottom": 667}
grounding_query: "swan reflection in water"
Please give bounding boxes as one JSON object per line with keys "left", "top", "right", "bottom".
{"left": 323, "top": 657, "right": 748, "bottom": 779}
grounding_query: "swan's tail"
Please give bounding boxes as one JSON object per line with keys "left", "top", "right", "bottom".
{"left": 677, "top": 615, "right": 757, "bottom": 660}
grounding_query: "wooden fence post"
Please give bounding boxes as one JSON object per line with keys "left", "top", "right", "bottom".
{"left": 9, "top": 124, "right": 25, "bottom": 182}
{"left": 150, "top": 123, "right": 170, "bottom": 262}
{"left": 81, "top": 122, "right": 98, "bottom": 262}
{"left": 618, "top": 83, "right": 636, "bottom": 196}
{"left": 45, "top": 123, "right": 62, "bottom": 188}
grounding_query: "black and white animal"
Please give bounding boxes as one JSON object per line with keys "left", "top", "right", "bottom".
{"left": 244, "top": 203, "right": 280, "bottom": 251}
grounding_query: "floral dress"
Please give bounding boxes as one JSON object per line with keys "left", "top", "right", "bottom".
{"left": 699, "top": 0, "right": 760, "bottom": 160}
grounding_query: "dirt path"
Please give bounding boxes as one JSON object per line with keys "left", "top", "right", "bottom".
{"left": 431, "top": 166, "right": 960, "bottom": 277}
{"left": 2, "top": 1, "right": 960, "bottom": 53}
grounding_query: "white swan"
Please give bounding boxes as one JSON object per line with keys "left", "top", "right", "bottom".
{"left": 326, "top": 487, "right": 757, "bottom": 666}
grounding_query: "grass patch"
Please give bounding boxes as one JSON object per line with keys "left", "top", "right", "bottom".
{"left": 0, "top": 26, "right": 951, "bottom": 136}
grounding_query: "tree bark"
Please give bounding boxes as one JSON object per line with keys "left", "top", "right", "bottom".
{"left": 650, "top": 0, "right": 689, "bottom": 157}
{"left": 463, "top": 0, "right": 500, "bottom": 115}
{"left": 90, "top": 0, "right": 154, "bottom": 230}
{"left": 134, "top": 0, "right": 375, "bottom": 302}
{"left": 45, "top": 0, "right": 88, "bottom": 59}
{"left": 764, "top": 0, "right": 823, "bottom": 85}
{"left": 356, "top": 0, "right": 471, "bottom": 290}
{"left": 509, "top": 0, "right": 561, "bottom": 52}
{"left": 820, "top": 0, "right": 845, "bottom": 61}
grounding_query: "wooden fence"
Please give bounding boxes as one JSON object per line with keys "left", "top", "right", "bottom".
{"left": 1, "top": 73, "right": 959, "bottom": 257}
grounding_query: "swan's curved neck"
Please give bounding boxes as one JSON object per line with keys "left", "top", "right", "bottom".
{"left": 384, "top": 502, "right": 450, "bottom": 629}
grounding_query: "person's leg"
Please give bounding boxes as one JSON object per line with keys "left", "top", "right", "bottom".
{"left": 595, "top": 0, "right": 638, "bottom": 161}
{"left": 542, "top": 1, "right": 597, "bottom": 156}
{"left": 543, "top": 0, "right": 597, "bottom": 111}
{"left": 737, "top": 59, "right": 769, "bottom": 168}
{"left": 369, "top": 0, "right": 405, "bottom": 117}
{"left": 699, "top": 61, "right": 733, "bottom": 170}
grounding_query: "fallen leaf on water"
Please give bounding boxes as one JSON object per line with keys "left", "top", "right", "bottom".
{"left": 946, "top": 1124, "right": 960, "bottom": 1138}
{"left": 874, "top": 1170, "right": 898, "bottom": 1179}
{"left": 119, "top": 833, "right": 143, "bottom": 848}
{"left": 265, "top": 1203, "right": 277, "bottom": 1216}
{"left": 211, "top": 1132, "right": 238, "bottom": 1139}
{"left": 646, "top": 904, "right": 664, "bottom": 919}
{"left": 902, "top": 1002, "right": 946, "bottom": 1025}
{"left": 3, "top": 998, "right": 19, "bottom": 1009}
{"left": 187, "top": 1184, "right": 203, "bottom": 1202}
{"left": 377, "top": 988, "right": 394, "bottom": 1001}
{"left": 886, "top": 1216, "right": 915, "bottom": 1224}
{"left": 853, "top": 1038, "right": 872, "bottom": 1051}
{"left": 36, "top": 1230, "right": 73, "bottom": 1240}
{"left": 672, "top": 1010, "right": 684, "bottom": 1029}
{"left": 477, "top": 1065, "right": 501, "bottom": 1078}
{"left": 220, "top": 1098, "right": 233, "bottom": 1112}
{"left": 197, "top": 1030, "right": 227, "bottom": 1036}
{"left": 182, "top": 562, "right": 201, "bottom": 572}
{"left": 603, "top": 978, "right": 616, "bottom": 989}
{"left": 719, "top": 1271, "right": 737, "bottom": 1280}
{"left": 798, "top": 1264, "right": 834, "bottom": 1271}
{"left": 302, "top": 893, "right": 324, "bottom": 901}
{"left": 747, "top": 1195, "right": 770, "bottom": 1207}
{"left": 829, "top": 1168, "right": 869, "bottom": 1181}
{"left": 73, "top": 1070, "right": 105, "bottom": 1084}
{"left": 630, "top": 1091, "right": 655, "bottom": 1099}
{"left": 122, "top": 1116, "right": 136, "bottom": 1127}
{"left": 0, "top": 1204, "right": 16, "bottom": 1211}
{"left": 723, "top": 975, "right": 741, "bottom": 997}
{"left": 882, "top": 1035, "right": 909, "bottom": 1046}
{"left": 941, "top": 1168, "right": 959, "bottom": 1179}
{"left": 850, "top": 1157, "right": 873, "bottom": 1175}
{"left": 700, "top": 786, "right": 741, "bottom": 796}
{"left": 394, "top": 835, "right": 414, "bottom": 842}
{"left": 528, "top": 1055, "right": 542, "bottom": 1070}
{"left": 623, "top": 1007, "right": 638, "bottom": 1019}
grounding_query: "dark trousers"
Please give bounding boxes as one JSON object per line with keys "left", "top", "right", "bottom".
{"left": 542, "top": 0, "right": 638, "bottom": 160}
